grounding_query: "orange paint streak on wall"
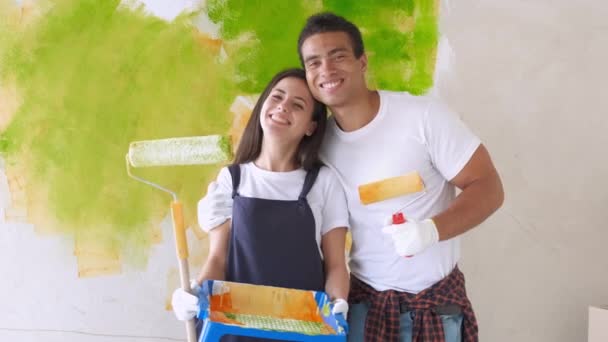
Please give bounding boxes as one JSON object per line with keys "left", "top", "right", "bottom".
{"left": 194, "top": 31, "right": 223, "bottom": 54}
{"left": 228, "top": 95, "right": 256, "bottom": 154}
{"left": 74, "top": 232, "right": 122, "bottom": 277}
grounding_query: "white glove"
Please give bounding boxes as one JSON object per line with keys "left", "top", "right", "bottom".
{"left": 171, "top": 280, "right": 201, "bottom": 321}
{"left": 331, "top": 298, "right": 349, "bottom": 318}
{"left": 197, "top": 181, "right": 233, "bottom": 231}
{"left": 381, "top": 216, "right": 439, "bottom": 257}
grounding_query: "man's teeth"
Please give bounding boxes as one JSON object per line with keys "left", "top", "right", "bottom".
{"left": 322, "top": 80, "right": 341, "bottom": 89}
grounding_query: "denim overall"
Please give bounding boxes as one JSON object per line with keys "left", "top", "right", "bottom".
{"left": 221, "top": 164, "right": 325, "bottom": 342}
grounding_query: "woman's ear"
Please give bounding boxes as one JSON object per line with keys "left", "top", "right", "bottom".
{"left": 305, "top": 121, "right": 318, "bottom": 136}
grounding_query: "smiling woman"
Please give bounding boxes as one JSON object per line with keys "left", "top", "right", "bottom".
{"left": 171, "top": 69, "right": 351, "bottom": 341}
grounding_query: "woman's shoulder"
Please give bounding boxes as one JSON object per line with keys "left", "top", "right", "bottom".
{"left": 313, "top": 165, "right": 341, "bottom": 189}
{"left": 218, "top": 162, "right": 254, "bottom": 181}
{"left": 215, "top": 165, "right": 233, "bottom": 189}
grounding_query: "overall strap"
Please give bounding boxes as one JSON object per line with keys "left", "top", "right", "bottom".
{"left": 227, "top": 164, "right": 241, "bottom": 198}
{"left": 298, "top": 164, "right": 321, "bottom": 202}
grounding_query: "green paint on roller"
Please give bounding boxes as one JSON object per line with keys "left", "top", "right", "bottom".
{"left": 225, "top": 313, "right": 334, "bottom": 335}
{"left": 218, "top": 135, "right": 233, "bottom": 160}
{"left": 128, "top": 136, "right": 233, "bottom": 167}
{"left": 0, "top": 0, "right": 236, "bottom": 262}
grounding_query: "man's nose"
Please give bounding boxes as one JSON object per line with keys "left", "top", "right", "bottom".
{"left": 319, "top": 58, "right": 336, "bottom": 75}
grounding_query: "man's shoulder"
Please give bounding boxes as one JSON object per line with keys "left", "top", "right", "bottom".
{"left": 378, "top": 90, "right": 438, "bottom": 120}
{"left": 375, "top": 90, "right": 438, "bottom": 129}
{"left": 379, "top": 89, "right": 434, "bottom": 107}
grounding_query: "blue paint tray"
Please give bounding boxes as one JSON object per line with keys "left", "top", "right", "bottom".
{"left": 197, "top": 280, "right": 347, "bottom": 341}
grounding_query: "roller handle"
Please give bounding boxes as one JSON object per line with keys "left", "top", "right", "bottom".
{"left": 171, "top": 202, "right": 197, "bottom": 342}
{"left": 392, "top": 213, "right": 414, "bottom": 258}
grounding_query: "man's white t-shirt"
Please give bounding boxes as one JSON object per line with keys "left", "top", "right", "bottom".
{"left": 320, "top": 90, "right": 481, "bottom": 293}
{"left": 213, "top": 162, "right": 350, "bottom": 258}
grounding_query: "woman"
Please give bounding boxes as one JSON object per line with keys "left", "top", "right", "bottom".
{"left": 172, "top": 68, "right": 350, "bottom": 340}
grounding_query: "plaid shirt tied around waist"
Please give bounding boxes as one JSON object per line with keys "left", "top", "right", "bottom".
{"left": 348, "top": 265, "right": 478, "bottom": 342}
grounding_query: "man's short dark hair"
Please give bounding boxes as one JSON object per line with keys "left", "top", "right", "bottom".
{"left": 297, "top": 12, "right": 365, "bottom": 66}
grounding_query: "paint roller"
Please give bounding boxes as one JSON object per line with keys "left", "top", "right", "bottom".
{"left": 358, "top": 171, "right": 425, "bottom": 205}
{"left": 126, "top": 135, "right": 232, "bottom": 342}
{"left": 358, "top": 171, "right": 426, "bottom": 257}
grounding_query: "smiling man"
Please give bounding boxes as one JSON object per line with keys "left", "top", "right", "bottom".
{"left": 297, "top": 13, "right": 504, "bottom": 342}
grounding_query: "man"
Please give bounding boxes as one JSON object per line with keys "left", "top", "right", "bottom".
{"left": 295, "top": 12, "right": 504, "bottom": 342}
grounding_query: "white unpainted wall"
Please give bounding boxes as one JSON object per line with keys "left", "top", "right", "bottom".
{"left": 441, "top": 0, "right": 608, "bottom": 341}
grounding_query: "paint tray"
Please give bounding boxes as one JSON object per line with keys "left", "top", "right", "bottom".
{"left": 197, "top": 280, "right": 347, "bottom": 341}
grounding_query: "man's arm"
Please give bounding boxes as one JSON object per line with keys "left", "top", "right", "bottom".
{"left": 432, "top": 144, "right": 504, "bottom": 241}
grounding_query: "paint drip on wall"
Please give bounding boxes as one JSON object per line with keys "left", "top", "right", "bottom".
{"left": 0, "top": 0, "right": 439, "bottom": 276}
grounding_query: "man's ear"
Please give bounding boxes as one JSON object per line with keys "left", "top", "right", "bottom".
{"left": 360, "top": 53, "right": 368, "bottom": 72}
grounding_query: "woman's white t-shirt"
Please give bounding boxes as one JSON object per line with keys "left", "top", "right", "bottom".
{"left": 213, "top": 162, "right": 350, "bottom": 258}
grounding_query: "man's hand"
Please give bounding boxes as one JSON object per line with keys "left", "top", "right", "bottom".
{"left": 381, "top": 216, "right": 439, "bottom": 257}
{"left": 197, "top": 181, "right": 233, "bottom": 231}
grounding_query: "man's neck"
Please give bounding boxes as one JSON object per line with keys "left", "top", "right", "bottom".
{"left": 331, "top": 89, "right": 380, "bottom": 132}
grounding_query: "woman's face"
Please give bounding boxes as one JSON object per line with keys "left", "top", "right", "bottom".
{"left": 259, "top": 77, "right": 317, "bottom": 143}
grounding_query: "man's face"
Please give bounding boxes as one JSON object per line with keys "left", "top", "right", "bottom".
{"left": 300, "top": 31, "right": 367, "bottom": 108}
